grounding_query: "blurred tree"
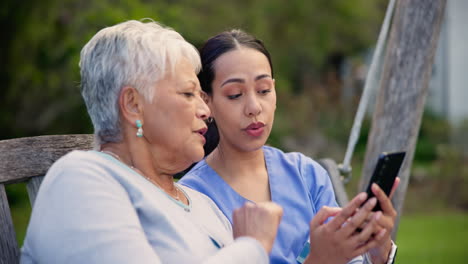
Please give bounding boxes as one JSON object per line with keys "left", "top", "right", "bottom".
{"left": 0, "top": 0, "right": 385, "bottom": 140}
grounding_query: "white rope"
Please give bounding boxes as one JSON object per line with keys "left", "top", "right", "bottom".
{"left": 339, "top": 0, "right": 397, "bottom": 182}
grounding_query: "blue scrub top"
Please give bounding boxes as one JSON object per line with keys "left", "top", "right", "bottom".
{"left": 180, "top": 146, "right": 338, "bottom": 263}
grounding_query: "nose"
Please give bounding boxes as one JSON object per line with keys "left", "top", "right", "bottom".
{"left": 196, "top": 96, "right": 211, "bottom": 121}
{"left": 244, "top": 93, "right": 262, "bottom": 117}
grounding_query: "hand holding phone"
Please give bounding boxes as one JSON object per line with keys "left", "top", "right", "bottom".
{"left": 365, "top": 151, "right": 405, "bottom": 211}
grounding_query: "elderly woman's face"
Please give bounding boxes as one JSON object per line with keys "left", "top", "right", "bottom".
{"left": 142, "top": 58, "right": 209, "bottom": 169}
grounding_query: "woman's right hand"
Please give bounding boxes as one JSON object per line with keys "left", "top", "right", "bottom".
{"left": 305, "top": 193, "right": 386, "bottom": 264}
{"left": 232, "top": 202, "right": 283, "bottom": 253}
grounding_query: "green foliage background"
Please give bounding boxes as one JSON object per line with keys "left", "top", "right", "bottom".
{"left": 0, "top": 0, "right": 385, "bottom": 139}
{"left": 2, "top": 0, "right": 467, "bottom": 262}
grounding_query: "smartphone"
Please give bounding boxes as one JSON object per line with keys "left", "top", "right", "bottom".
{"left": 365, "top": 151, "right": 406, "bottom": 211}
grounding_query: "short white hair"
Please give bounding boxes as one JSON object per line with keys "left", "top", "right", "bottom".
{"left": 79, "top": 19, "right": 201, "bottom": 146}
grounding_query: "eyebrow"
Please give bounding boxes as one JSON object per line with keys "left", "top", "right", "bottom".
{"left": 220, "top": 74, "right": 272, "bottom": 88}
{"left": 221, "top": 78, "right": 244, "bottom": 87}
{"left": 180, "top": 80, "right": 199, "bottom": 93}
{"left": 255, "top": 74, "right": 272, "bottom": 81}
{"left": 185, "top": 80, "right": 200, "bottom": 89}
{"left": 188, "top": 80, "right": 198, "bottom": 87}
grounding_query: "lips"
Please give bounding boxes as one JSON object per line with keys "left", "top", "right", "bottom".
{"left": 196, "top": 127, "right": 208, "bottom": 136}
{"left": 195, "top": 127, "right": 207, "bottom": 144}
{"left": 244, "top": 122, "right": 265, "bottom": 137}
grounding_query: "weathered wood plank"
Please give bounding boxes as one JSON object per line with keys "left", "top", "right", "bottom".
{"left": 319, "top": 158, "right": 349, "bottom": 207}
{"left": 359, "top": 0, "right": 446, "bottom": 240}
{"left": 26, "top": 176, "right": 45, "bottom": 207}
{"left": 0, "top": 184, "right": 19, "bottom": 264}
{"left": 0, "top": 134, "right": 94, "bottom": 184}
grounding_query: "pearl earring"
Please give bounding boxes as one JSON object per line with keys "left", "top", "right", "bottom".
{"left": 136, "top": 120, "right": 143, "bottom": 137}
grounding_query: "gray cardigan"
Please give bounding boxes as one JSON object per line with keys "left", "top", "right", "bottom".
{"left": 21, "top": 150, "right": 267, "bottom": 264}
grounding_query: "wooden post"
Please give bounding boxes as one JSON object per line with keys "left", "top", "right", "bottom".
{"left": 0, "top": 184, "right": 19, "bottom": 264}
{"left": 359, "top": 0, "right": 446, "bottom": 240}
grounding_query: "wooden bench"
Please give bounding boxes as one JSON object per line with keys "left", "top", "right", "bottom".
{"left": 0, "top": 135, "right": 93, "bottom": 264}
{"left": 318, "top": 159, "right": 349, "bottom": 207}
{"left": 0, "top": 134, "right": 348, "bottom": 264}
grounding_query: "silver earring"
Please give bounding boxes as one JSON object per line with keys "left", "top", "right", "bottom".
{"left": 206, "top": 117, "right": 214, "bottom": 124}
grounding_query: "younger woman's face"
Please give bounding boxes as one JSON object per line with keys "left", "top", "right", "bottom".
{"left": 208, "top": 47, "right": 276, "bottom": 153}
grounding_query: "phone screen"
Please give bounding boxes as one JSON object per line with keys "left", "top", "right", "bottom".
{"left": 365, "top": 151, "right": 405, "bottom": 211}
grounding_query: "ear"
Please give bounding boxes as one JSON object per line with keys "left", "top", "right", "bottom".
{"left": 119, "top": 86, "right": 144, "bottom": 126}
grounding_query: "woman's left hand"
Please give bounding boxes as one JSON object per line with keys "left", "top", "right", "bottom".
{"left": 366, "top": 177, "right": 400, "bottom": 264}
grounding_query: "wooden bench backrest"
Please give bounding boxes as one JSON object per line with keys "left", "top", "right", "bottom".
{"left": 318, "top": 158, "right": 349, "bottom": 207}
{"left": 0, "top": 134, "right": 93, "bottom": 264}
{"left": 0, "top": 134, "right": 349, "bottom": 264}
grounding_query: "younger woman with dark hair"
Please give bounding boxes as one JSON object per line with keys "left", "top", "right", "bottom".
{"left": 180, "top": 29, "right": 399, "bottom": 264}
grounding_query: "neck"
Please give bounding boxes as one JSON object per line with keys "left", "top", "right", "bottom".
{"left": 100, "top": 142, "right": 179, "bottom": 197}
{"left": 207, "top": 143, "right": 271, "bottom": 202}
{"left": 207, "top": 144, "right": 266, "bottom": 179}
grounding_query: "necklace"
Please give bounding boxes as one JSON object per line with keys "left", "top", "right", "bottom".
{"left": 100, "top": 150, "right": 182, "bottom": 202}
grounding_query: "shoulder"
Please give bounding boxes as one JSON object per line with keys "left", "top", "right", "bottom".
{"left": 44, "top": 150, "right": 117, "bottom": 183}
{"left": 263, "top": 145, "right": 326, "bottom": 175}
{"left": 37, "top": 150, "right": 129, "bottom": 204}
{"left": 48, "top": 150, "right": 109, "bottom": 174}
{"left": 263, "top": 146, "right": 332, "bottom": 196}
{"left": 179, "top": 159, "right": 212, "bottom": 190}
{"left": 44, "top": 150, "right": 98, "bottom": 181}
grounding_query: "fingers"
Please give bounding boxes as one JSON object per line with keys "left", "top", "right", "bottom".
{"left": 307, "top": 194, "right": 392, "bottom": 264}
{"left": 232, "top": 203, "right": 250, "bottom": 238}
{"left": 367, "top": 184, "right": 397, "bottom": 260}
{"left": 352, "top": 228, "right": 387, "bottom": 257}
{"left": 232, "top": 201, "right": 283, "bottom": 253}
{"left": 371, "top": 183, "right": 397, "bottom": 216}
{"left": 348, "top": 212, "right": 389, "bottom": 256}
{"left": 258, "top": 202, "right": 284, "bottom": 224}
{"left": 340, "top": 197, "right": 377, "bottom": 237}
{"left": 310, "top": 206, "right": 342, "bottom": 230}
{"left": 233, "top": 202, "right": 283, "bottom": 234}
{"left": 327, "top": 192, "right": 367, "bottom": 231}
{"left": 261, "top": 201, "right": 283, "bottom": 215}
{"left": 388, "top": 177, "right": 400, "bottom": 199}
{"left": 350, "top": 211, "right": 379, "bottom": 243}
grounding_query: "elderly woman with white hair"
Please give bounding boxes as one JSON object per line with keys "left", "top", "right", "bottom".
{"left": 20, "top": 20, "right": 282, "bottom": 264}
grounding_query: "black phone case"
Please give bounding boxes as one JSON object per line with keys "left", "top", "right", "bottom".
{"left": 365, "top": 151, "right": 406, "bottom": 211}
